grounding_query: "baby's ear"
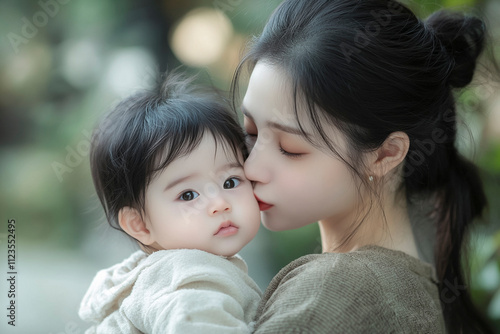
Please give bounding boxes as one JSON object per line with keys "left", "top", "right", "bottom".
{"left": 118, "top": 207, "right": 155, "bottom": 245}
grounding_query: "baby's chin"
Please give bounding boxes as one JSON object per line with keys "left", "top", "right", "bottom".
{"left": 152, "top": 246, "right": 241, "bottom": 258}
{"left": 215, "top": 245, "right": 244, "bottom": 258}
{"left": 219, "top": 251, "right": 238, "bottom": 258}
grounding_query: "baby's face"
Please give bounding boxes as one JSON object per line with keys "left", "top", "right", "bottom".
{"left": 143, "top": 134, "right": 260, "bottom": 257}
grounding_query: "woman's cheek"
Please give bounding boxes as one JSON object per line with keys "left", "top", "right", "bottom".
{"left": 280, "top": 169, "right": 318, "bottom": 206}
{"left": 283, "top": 160, "right": 355, "bottom": 212}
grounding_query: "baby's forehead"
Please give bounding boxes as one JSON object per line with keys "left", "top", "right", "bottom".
{"left": 154, "top": 136, "right": 244, "bottom": 175}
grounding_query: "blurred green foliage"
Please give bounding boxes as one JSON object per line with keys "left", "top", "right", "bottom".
{"left": 0, "top": 0, "right": 499, "bottom": 330}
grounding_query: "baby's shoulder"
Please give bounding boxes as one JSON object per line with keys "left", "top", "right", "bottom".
{"left": 146, "top": 249, "right": 248, "bottom": 274}
{"left": 136, "top": 249, "right": 252, "bottom": 291}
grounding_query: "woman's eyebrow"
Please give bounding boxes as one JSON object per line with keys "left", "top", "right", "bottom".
{"left": 241, "top": 104, "right": 308, "bottom": 136}
{"left": 268, "top": 121, "right": 307, "bottom": 136}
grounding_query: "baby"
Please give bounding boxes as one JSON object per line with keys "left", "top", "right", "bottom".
{"left": 78, "top": 73, "right": 262, "bottom": 334}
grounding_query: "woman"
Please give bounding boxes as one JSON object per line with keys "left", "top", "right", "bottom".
{"left": 233, "top": 0, "right": 494, "bottom": 332}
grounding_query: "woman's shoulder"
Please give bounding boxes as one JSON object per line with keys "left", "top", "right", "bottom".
{"left": 274, "top": 244, "right": 438, "bottom": 284}
{"left": 253, "top": 245, "right": 445, "bottom": 334}
{"left": 266, "top": 249, "right": 372, "bottom": 287}
{"left": 260, "top": 248, "right": 387, "bottom": 307}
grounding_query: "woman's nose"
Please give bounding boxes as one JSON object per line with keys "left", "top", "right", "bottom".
{"left": 244, "top": 139, "right": 271, "bottom": 184}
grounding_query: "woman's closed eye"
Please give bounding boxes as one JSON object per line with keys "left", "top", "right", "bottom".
{"left": 245, "top": 131, "right": 305, "bottom": 158}
{"left": 279, "top": 146, "right": 303, "bottom": 158}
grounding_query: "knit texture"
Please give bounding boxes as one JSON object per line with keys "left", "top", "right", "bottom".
{"left": 79, "top": 249, "right": 262, "bottom": 334}
{"left": 253, "top": 245, "right": 446, "bottom": 334}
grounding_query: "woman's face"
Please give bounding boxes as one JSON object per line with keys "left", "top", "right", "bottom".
{"left": 241, "top": 62, "right": 359, "bottom": 231}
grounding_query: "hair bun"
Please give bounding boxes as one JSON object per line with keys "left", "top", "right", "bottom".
{"left": 426, "top": 10, "right": 486, "bottom": 88}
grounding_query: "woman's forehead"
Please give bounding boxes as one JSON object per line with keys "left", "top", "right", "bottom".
{"left": 243, "top": 62, "right": 340, "bottom": 136}
{"left": 243, "top": 63, "right": 301, "bottom": 124}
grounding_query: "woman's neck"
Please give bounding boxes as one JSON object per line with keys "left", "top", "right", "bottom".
{"left": 318, "top": 191, "right": 419, "bottom": 259}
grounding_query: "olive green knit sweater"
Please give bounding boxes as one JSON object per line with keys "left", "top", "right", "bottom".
{"left": 253, "top": 245, "right": 446, "bottom": 334}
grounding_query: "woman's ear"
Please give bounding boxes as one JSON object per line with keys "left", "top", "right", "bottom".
{"left": 118, "top": 207, "right": 155, "bottom": 245}
{"left": 369, "top": 131, "right": 410, "bottom": 178}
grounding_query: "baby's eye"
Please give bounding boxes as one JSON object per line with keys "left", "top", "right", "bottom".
{"left": 179, "top": 191, "right": 199, "bottom": 201}
{"left": 223, "top": 177, "right": 241, "bottom": 189}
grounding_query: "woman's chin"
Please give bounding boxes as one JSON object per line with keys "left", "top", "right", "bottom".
{"left": 261, "top": 215, "right": 312, "bottom": 232}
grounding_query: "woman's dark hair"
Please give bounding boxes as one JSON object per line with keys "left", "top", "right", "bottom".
{"left": 91, "top": 72, "right": 247, "bottom": 242}
{"left": 232, "top": 0, "right": 492, "bottom": 332}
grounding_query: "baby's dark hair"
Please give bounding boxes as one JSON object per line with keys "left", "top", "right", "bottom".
{"left": 90, "top": 72, "right": 247, "bottom": 237}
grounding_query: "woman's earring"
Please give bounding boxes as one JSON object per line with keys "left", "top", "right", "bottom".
{"left": 368, "top": 175, "right": 374, "bottom": 182}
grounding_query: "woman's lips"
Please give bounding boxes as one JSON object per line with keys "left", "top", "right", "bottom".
{"left": 214, "top": 221, "right": 239, "bottom": 236}
{"left": 255, "top": 195, "right": 274, "bottom": 211}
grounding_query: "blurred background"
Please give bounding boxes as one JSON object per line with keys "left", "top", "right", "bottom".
{"left": 0, "top": 0, "right": 499, "bottom": 332}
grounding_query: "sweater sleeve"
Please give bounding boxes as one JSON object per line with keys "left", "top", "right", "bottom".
{"left": 252, "top": 254, "right": 399, "bottom": 334}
